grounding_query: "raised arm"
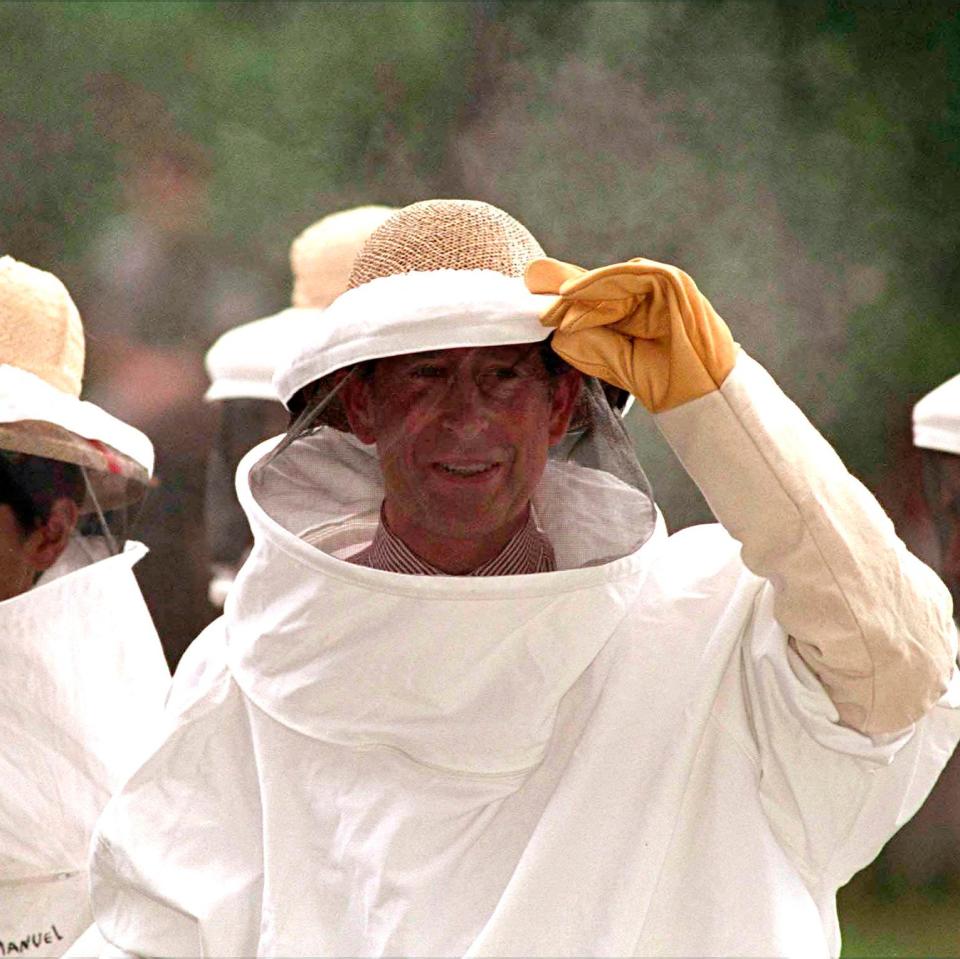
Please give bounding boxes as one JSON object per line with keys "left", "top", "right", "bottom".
{"left": 527, "top": 256, "right": 955, "bottom": 734}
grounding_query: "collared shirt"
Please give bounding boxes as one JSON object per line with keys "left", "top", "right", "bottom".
{"left": 348, "top": 506, "right": 555, "bottom": 576}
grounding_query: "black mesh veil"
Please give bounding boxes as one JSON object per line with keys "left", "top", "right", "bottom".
{"left": 205, "top": 398, "right": 290, "bottom": 606}
{"left": 0, "top": 449, "right": 150, "bottom": 585}
{"left": 550, "top": 375, "right": 651, "bottom": 495}
{"left": 258, "top": 350, "right": 658, "bottom": 571}
{"left": 75, "top": 468, "right": 150, "bottom": 555}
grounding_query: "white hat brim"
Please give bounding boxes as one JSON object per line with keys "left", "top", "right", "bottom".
{"left": 204, "top": 307, "right": 327, "bottom": 403}
{"left": 913, "top": 372, "right": 960, "bottom": 455}
{"left": 0, "top": 364, "right": 154, "bottom": 475}
{"left": 273, "top": 270, "right": 556, "bottom": 407}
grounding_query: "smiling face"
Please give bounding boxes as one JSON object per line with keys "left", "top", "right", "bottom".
{"left": 341, "top": 343, "right": 580, "bottom": 571}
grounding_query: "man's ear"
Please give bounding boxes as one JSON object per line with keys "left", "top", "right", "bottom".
{"left": 340, "top": 372, "right": 378, "bottom": 445}
{"left": 23, "top": 498, "right": 79, "bottom": 573}
{"left": 547, "top": 369, "right": 582, "bottom": 445}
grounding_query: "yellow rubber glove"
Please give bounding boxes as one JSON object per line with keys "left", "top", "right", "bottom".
{"left": 525, "top": 257, "right": 739, "bottom": 413}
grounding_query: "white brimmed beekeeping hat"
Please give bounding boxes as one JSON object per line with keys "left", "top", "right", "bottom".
{"left": 204, "top": 205, "right": 395, "bottom": 403}
{"left": 913, "top": 373, "right": 960, "bottom": 456}
{"left": 273, "top": 199, "right": 557, "bottom": 427}
{"left": 0, "top": 256, "right": 154, "bottom": 506}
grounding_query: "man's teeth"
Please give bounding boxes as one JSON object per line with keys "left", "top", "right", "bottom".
{"left": 439, "top": 463, "right": 493, "bottom": 475}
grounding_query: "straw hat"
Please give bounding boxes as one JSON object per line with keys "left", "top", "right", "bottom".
{"left": 914, "top": 373, "right": 960, "bottom": 456}
{"left": 0, "top": 256, "right": 84, "bottom": 396}
{"left": 0, "top": 256, "right": 153, "bottom": 506}
{"left": 274, "top": 200, "right": 556, "bottom": 421}
{"left": 346, "top": 198, "right": 545, "bottom": 288}
{"left": 205, "top": 205, "right": 395, "bottom": 402}
{"left": 292, "top": 205, "right": 398, "bottom": 310}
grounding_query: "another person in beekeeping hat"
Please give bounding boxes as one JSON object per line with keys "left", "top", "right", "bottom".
{"left": 0, "top": 257, "right": 168, "bottom": 955}
{"left": 89, "top": 201, "right": 959, "bottom": 958}
{"left": 202, "top": 205, "right": 393, "bottom": 608}
{"left": 914, "top": 373, "right": 960, "bottom": 614}
{"left": 875, "top": 373, "right": 960, "bottom": 887}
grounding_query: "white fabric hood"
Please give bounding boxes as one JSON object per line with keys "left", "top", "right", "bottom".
{"left": 0, "top": 539, "right": 168, "bottom": 952}
{"left": 226, "top": 429, "right": 661, "bottom": 774}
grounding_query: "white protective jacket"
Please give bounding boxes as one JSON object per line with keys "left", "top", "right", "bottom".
{"left": 89, "top": 354, "right": 960, "bottom": 958}
{"left": 0, "top": 539, "right": 169, "bottom": 957}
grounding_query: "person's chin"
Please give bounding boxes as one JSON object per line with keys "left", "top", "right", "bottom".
{"left": 421, "top": 497, "right": 516, "bottom": 542}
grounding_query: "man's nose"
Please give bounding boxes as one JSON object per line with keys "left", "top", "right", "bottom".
{"left": 436, "top": 375, "right": 491, "bottom": 437}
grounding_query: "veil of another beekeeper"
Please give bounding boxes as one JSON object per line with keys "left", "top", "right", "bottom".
{"left": 202, "top": 205, "right": 394, "bottom": 607}
{"left": 0, "top": 255, "right": 169, "bottom": 956}
{"left": 259, "top": 199, "right": 655, "bottom": 570}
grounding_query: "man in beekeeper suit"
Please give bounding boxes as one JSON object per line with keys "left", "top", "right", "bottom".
{"left": 88, "top": 201, "right": 960, "bottom": 958}
{"left": 202, "top": 205, "right": 393, "bottom": 608}
{"left": 0, "top": 257, "right": 169, "bottom": 955}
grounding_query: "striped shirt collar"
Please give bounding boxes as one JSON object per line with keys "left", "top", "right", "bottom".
{"left": 348, "top": 504, "right": 555, "bottom": 576}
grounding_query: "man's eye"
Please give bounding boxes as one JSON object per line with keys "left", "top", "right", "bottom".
{"left": 411, "top": 365, "right": 445, "bottom": 379}
{"left": 491, "top": 367, "right": 519, "bottom": 380}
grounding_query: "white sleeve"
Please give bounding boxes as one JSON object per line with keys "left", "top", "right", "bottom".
{"left": 655, "top": 351, "right": 956, "bottom": 734}
{"left": 89, "top": 664, "right": 263, "bottom": 958}
{"left": 742, "top": 584, "right": 960, "bottom": 888}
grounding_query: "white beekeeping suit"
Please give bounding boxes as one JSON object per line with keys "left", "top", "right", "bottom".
{"left": 202, "top": 206, "right": 393, "bottom": 608}
{"left": 89, "top": 202, "right": 959, "bottom": 958}
{"left": 0, "top": 258, "right": 169, "bottom": 957}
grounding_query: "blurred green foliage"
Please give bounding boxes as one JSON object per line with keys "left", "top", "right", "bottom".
{"left": 838, "top": 867, "right": 960, "bottom": 957}
{"left": 0, "top": 0, "right": 477, "bottom": 268}
{"left": 1, "top": 0, "right": 958, "bottom": 503}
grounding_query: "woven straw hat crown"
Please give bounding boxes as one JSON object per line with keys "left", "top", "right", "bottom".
{"left": 0, "top": 256, "right": 85, "bottom": 396}
{"left": 291, "top": 205, "right": 395, "bottom": 309}
{"left": 348, "top": 199, "right": 544, "bottom": 288}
